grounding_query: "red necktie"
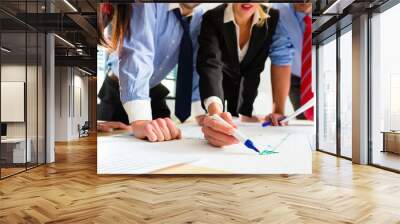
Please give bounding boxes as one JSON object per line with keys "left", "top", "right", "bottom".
{"left": 100, "top": 3, "right": 113, "bottom": 16}
{"left": 301, "top": 15, "right": 314, "bottom": 120}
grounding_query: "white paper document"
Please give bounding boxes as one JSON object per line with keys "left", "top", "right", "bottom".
{"left": 97, "top": 122, "right": 313, "bottom": 174}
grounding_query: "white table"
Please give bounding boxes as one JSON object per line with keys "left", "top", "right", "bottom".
{"left": 98, "top": 121, "right": 314, "bottom": 174}
{"left": 1, "top": 138, "right": 32, "bottom": 163}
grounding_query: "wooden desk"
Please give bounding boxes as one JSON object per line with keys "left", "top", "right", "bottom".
{"left": 382, "top": 131, "right": 400, "bottom": 154}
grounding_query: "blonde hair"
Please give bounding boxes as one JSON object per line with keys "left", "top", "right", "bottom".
{"left": 256, "top": 5, "right": 268, "bottom": 27}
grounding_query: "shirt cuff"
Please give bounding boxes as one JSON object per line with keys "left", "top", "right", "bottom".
{"left": 271, "top": 62, "right": 292, "bottom": 66}
{"left": 191, "top": 101, "right": 205, "bottom": 117}
{"left": 204, "top": 96, "right": 223, "bottom": 112}
{"left": 123, "top": 100, "right": 152, "bottom": 123}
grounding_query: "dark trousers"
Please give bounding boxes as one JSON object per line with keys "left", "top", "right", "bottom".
{"left": 223, "top": 80, "right": 240, "bottom": 117}
{"left": 222, "top": 76, "right": 259, "bottom": 118}
{"left": 289, "top": 75, "right": 306, "bottom": 120}
{"left": 97, "top": 76, "right": 171, "bottom": 124}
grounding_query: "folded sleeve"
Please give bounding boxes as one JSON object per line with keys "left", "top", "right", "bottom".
{"left": 269, "top": 15, "right": 294, "bottom": 66}
{"left": 118, "top": 3, "right": 156, "bottom": 123}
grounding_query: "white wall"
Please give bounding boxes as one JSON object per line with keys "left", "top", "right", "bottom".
{"left": 253, "top": 59, "right": 295, "bottom": 116}
{"left": 72, "top": 73, "right": 89, "bottom": 138}
{"left": 1, "top": 63, "right": 46, "bottom": 163}
{"left": 55, "top": 67, "right": 89, "bottom": 141}
{"left": 55, "top": 66, "right": 68, "bottom": 141}
{"left": 1, "top": 65, "right": 26, "bottom": 139}
{"left": 1, "top": 65, "right": 41, "bottom": 138}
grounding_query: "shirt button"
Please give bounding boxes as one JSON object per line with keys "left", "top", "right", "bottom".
{"left": 172, "top": 40, "right": 176, "bottom": 44}
{"left": 166, "top": 55, "right": 170, "bottom": 59}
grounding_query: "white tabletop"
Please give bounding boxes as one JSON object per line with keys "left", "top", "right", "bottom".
{"left": 1, "top": 138, "right": 27, "bottom": 144}
{"left": 98, "top": 121, "right": 314, "bottom": 174}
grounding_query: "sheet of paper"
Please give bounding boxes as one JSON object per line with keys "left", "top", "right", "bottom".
{"left": 98, "top": 133, "right": 197, "bottom": 174}
{"left": 97, "top": 122, "right": 313, "bottom": 174}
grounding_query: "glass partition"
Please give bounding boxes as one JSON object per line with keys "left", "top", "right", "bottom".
{"left": 1, "top": 31, "right": 28, "bottom": 178}
{"left": 0, "top": 0, "right": 46, "bottom": 179}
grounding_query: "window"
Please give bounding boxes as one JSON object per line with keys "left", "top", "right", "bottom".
{"left": 339, "top": 28, "right": 352, "bottom": 158}
{"left": 97, "top": 46, "right": 107, "bottom": 104}
{"left": 370, "top": 2, "right": 400, "bottom": 171}
{"left": 317, "top": 37, "right": 337, "bottom": 155}
{"left": 161, "top": 66, "right": 177, "bottom": 99}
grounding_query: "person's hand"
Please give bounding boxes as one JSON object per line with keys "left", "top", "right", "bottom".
{"left": 97, "top": 121, "right": 132, "bottom": 132}
{"left": 195, "top": 115, "right": 206, "bottom": 126}
{"left": 263, "top": 113, "right": 288, "bottom": 126}
{"left": 202, "top": 112, "right": 239, "bottom": 147}
{"left": 131, "top": 118, "right": 181, "bottom": 142}
{"left": 239, "top": 115, "right": 262, "bottom": 123}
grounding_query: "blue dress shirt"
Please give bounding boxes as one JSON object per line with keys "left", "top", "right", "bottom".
{"left": 272, "top": 3, "right": 309, "bottom": 77}
{"left": 268, "top": 8, "right": 295, "bottom": 66}
{"left": 118, "top": 3, "right": 204, "bottom": 123}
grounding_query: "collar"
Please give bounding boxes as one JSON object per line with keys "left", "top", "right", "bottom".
{"left": 290, "top": 3, "right": 310, "bottom": 22}
{"left": 168, "top": 3, "right": 194, "bottom": 17}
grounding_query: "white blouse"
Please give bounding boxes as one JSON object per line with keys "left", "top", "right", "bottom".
{"left": 223, "top": 3, "right": 262, "bottom": 62}
{"left": 204, "top": 4, "right": 268, "bottom": 112}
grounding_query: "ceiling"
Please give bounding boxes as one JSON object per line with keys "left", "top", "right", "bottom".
{"left": 311, "top": 0, "right": 394, "bottom": 44}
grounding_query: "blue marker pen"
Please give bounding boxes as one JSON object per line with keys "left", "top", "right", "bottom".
{"left": 211, "top": 115, "right": 260, "bottom": 153}
{"left": 261, "top": 117, "right": 286, "bottom": 128}
{"left": 262, "top": 98, "right": 315, "bottom": 127}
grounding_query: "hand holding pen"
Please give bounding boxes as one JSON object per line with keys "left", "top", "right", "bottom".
{"left": 262, "top": 98, "right": 314, "bottom": 127}
{"left": 262, "top": 113, "right": 288, "bottom": 127}
{"left": 211, "top": 115, "right": 260, "bottom": 153}
{"left": 201, "top": 112, "right": 239, "bottom": 147}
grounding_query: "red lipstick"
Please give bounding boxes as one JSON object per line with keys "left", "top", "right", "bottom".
{"left": 241, "top": 4, "right": 254, "bottom": 11}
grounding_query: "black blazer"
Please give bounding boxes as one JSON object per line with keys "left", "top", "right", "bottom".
{"left": 197, "top": 4, "right": 279, "bottom": 116}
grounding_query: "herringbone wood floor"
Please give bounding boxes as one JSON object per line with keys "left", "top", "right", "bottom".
{"left": 1, "top": 135, "right": 400, "bottom": 224}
